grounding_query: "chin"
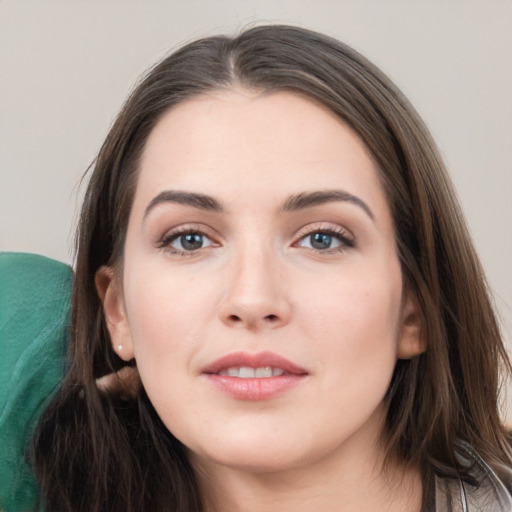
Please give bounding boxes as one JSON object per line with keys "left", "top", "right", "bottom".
{"left": 198, "top": 446, "right": 306, "bottom": 474}
{"left": 183, "top": 426, "right": 323, "bottom": 476}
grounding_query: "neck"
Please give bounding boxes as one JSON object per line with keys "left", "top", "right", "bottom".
{"left": 193, "top": 436, "right": 423, "bottom": 512}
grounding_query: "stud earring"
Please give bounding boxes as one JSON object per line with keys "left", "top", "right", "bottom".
{"left": 118, "top": 344, "right": 123, "bottom": 352}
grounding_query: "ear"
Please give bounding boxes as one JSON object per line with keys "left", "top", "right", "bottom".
{"left": 95, "top": 266, "right": 134, "bottom": 361}
{"left": 396, "top": 290, "right": 425, "bottom": 359}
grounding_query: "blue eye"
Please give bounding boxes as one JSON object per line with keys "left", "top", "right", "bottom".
{"left": 309, "top": 233, "right": 335, "bottom": 250}
{"left": 297, "top": 230, "right": 353, "bottom": 251}
{"left": 166, "top": 232, "right": 214, "bottom": 252}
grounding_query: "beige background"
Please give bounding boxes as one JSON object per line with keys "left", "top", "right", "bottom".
{"left": 1, "top": 1, "right": 511, "bottom": 411}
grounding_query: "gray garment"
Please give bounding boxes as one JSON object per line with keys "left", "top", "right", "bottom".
{"left": 433, "top": 444, "right": 512, "bottom": 511}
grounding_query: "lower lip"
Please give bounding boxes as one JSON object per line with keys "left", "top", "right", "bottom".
{"left": 204, "top": 374, "right": 306, "bottom": 400}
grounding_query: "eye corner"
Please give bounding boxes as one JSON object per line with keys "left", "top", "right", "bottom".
{"left": 292, "top": 223, "right": 356, "bottom": 254}
{"left": 156, "top": 224, "right": 221, "bottom": 256}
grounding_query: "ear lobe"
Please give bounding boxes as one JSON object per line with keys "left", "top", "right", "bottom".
{"left": 396, "top": 291, "right": 426, "bottom": 360}
{"left": 95, "top": 266, "right": 134, "bottom": 361}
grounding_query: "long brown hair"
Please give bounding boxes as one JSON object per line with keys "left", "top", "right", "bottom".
{"left": 33, "top": 24, "right": 511, "bottom": 511}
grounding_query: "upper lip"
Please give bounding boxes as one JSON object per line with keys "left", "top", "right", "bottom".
{"left": 202, "top": 351, "right": 308, "bottom": 376}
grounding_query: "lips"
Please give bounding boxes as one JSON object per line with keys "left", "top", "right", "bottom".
{"left": 202, "top": 351, "right": 308, "bottom": 400}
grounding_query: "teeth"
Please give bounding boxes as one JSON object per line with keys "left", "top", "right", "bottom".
{"left": 239, "top": 366, "right": 255, "bottom": 378}
{"left": 255, "top": 367, "right": 273, "bottom": 378}
{"left": 218, "top": 367, "right": 285, "bottom": 378}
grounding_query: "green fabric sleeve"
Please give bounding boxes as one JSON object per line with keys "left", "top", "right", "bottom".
{"left": 0, "top": 253, "right": 72, "bottom": 512}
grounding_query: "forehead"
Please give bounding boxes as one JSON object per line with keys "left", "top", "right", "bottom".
{"left": 141, "top": 88, "right": 373, "bottom": 166}
{"left": 134, "top": 89, "right": 390, "bottom": 220}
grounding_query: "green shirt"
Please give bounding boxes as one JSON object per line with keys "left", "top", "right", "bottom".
{"left": 0, "top": 252, "right": 72, "bottom": 511}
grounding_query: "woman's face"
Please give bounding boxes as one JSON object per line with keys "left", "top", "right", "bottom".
{"left": 99, "top": 89, "right": 422, "bottom": 474}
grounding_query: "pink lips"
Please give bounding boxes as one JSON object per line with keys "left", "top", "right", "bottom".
{"left": 202, "top": 351, "right": 308, "bottom": 401}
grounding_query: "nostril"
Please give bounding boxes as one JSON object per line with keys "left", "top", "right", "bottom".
{"left": 228, "top": 314, "right": 242, "bottom": 322}
{"left": 265, "top": 314, "right": 278, "bottom": 322}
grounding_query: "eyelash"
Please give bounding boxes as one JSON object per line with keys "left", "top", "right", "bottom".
{"left": 293, "top": 225, "right": 356, "bottom": 254}
{"left": 157, "top": 224, "right": 355, "bottom": 256}
{"left": 157, "top": 226, "right": 218, "bottom": 256}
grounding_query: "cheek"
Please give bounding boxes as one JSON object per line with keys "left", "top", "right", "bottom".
{"left": 295, "top": 278, "right": 401, "bottom": 436}
{"left": 122, "top": 265, "right": 210, "bottom": 385}
{"left": 295, "top": 267, "right": 403, "bottom": 380}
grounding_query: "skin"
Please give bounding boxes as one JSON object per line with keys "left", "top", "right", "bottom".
{"left": 97, "top": 89, "right": 425, "bottom": 511}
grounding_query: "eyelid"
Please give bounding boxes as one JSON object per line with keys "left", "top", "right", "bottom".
{"left": 292, "top": 222, "right": 356, "bottom": 250}
{"left": 156, "top": 223, "right": 221, "bottom": 253}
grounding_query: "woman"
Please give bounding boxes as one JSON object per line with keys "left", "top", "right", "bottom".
{"left": 33, "top": 25, "right": 512, "bottom": 511}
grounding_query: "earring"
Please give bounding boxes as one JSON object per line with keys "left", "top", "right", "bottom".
{"left": 118, "top": 344, "right": 123, "bottom": 352}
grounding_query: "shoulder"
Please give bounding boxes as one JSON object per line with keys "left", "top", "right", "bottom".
{"left": 434, "top": 443, "right": 512, "bottom": 512}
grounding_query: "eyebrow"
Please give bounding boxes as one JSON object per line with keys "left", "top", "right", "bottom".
{"left": 144, "top": 190, "right": 224, "bottom": 219}
{"left": 281, "top": 190, "right": 374, "bottom": 221}
{"left": 143, "top": 188, "right": 374, "bottom": 221}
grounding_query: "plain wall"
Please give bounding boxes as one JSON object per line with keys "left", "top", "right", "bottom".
{"left": 1, "top": 1, "right": 511, "bottom": 412}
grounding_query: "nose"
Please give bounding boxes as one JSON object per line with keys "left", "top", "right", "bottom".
{"left": 218, "top": 245, "right": 291, "bottom": 331}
